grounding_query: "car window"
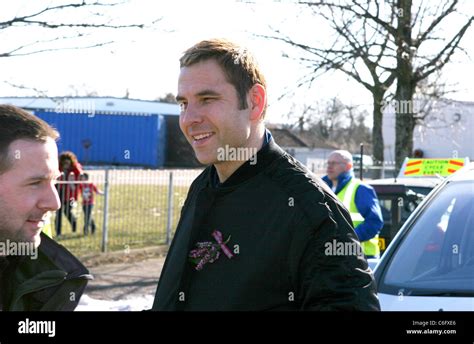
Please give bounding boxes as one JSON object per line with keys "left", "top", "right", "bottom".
{"left": 410, "top": 186, "right": 434, "bottom": 196}
{"left": 378, "top": 199, "right": 392, "bottom": 223}
{"left": 382, "top": 181, "right": 474, "bottom": 294}
{"left": 353, "top": 155, "right": 373, "bottom": 166}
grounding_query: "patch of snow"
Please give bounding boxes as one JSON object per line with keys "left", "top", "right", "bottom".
{"left": 76, "top": 294, "right": 154, "bottom": 311}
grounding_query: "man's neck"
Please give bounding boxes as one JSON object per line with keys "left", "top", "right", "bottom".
{"left": 214, "top": 130, "right": 265, "bottom": 183}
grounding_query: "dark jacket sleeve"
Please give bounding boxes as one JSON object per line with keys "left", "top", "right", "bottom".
{"left": 292, "top": 197, "right": 380, "bottom": 311}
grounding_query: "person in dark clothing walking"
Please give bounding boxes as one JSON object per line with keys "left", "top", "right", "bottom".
{"left": 152, "top": 39, "right": 380, "bottom": 311}
{"left": 0, "top": 104, "right": 91, "bottom": 311}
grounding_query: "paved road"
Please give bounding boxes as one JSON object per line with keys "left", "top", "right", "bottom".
{"left": 77, "top": 256, "right": 166, "bottom": 311}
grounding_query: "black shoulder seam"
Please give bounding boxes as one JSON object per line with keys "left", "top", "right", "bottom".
{"left": 262, "top": 155, "right": 331, "bottom": 227}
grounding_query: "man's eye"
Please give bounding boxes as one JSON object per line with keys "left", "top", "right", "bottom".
{"left": 201, "top": 98, "right": 214, "bottom": 104}
{"left": 179, "top": 103, "right": 187, "bottom": 111}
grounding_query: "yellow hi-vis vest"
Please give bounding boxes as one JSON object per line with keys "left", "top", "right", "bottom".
{"left": 336, "top": 178, "right": 380, "bottom": 257}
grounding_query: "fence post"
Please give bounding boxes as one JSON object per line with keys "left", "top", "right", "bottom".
{"left": 166, "top": 171, "right": 174, "bottom": 245}
{"left": 101, "top": 168, "right": 110, "bottom": 253}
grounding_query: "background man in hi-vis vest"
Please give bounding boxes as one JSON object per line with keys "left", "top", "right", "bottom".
{"left": 322, "top": 150, "right": 384, "bottom": 258}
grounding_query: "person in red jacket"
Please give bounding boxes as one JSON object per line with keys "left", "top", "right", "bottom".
{"left": 55, "top": 151, "right": 83, "bottom": 236}
{"left": 78, "top": 173, "right": 103, "bottom": 235}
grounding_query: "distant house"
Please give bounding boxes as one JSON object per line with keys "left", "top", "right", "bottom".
{"left": 383, "top": 99, "right": 474, "bottom": 162}
{"left": 268, "top": 126, "right": 336, "bottom": 174}
{"left": 0, "top": 96, "right": 200, "bottom": 168}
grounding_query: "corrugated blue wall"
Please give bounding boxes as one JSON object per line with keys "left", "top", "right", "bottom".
{"left": 34, "top": 111, "right": 166, "bottom": 167}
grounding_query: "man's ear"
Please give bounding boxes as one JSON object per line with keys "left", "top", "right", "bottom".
{"left": 248, "top": 84, "right": 266, "bottom": 122}
{"left": 345, "top": 162, "right": 353, "bottom": 172}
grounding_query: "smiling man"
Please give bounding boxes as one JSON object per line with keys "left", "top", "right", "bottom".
{"left": 176, "top": 48, "right": 266, "bottom": 181}
{"left": 0, "top": 104, "right": 91, "bottom": 311}
{"left": 152, "top": 39, "right": 380, "bottom": 311}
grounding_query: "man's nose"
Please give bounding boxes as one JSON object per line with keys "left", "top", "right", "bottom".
{"left": 181, "top": 103, "right": 203, "bottom": 126}
{"left": 39, "top": 183, "right": 61, "bottom": 211}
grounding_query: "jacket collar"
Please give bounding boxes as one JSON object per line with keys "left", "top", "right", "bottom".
{"left": 208, "top": 135, "right": 286, "bottom": 190}
{"left": 322, "top": 170, "right": 354, "bottom": 194}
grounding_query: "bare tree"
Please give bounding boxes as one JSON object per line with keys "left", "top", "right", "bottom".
{"left": 0, "top": 1, "right": 160, "bottom": 57}
{"left": 289, "top": 97, "right": 372, "bottom": 152}
{"left": 156, "top": 92, "right": 177, "bottom": 104}
{"left": 3, "top": 81, "right": 99, "bottom": 97}
{"left": 393, "top": 0, "right": 472, "bottom": 169}
{"left": 262, "top": 1, "right": 397, "bottom": 168}
{"left": 262, "top": 0, "right": 472, "bottom": 170}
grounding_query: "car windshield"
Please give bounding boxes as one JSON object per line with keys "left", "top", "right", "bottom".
{"left": 382, "top": 180, "right": 474, "bottom": 294}
{"left": 353, "top": 155, "right": 373, "bottom": 166}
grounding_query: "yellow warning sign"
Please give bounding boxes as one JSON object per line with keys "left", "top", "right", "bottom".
{"left": 404, "top": 159, "right": 465, "bottom": 176}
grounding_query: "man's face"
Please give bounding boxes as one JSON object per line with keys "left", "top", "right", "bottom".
{"left": 177, "top": 59, "right": 252, "bottom": 165}
{"left": 0, "top": 138, "right": 61, "bottom": 248}
{"left": 326, "top": 153, "right": 350, "bottom": 181}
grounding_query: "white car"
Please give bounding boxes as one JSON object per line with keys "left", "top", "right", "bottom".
{"left": 373, "top": 162, "right": 474, "bottom": 311}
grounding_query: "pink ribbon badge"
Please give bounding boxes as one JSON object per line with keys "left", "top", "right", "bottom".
{"left": 212, "top": 230, "right": 234, "bottom": 259}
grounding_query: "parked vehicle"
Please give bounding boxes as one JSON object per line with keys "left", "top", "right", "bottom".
{"left": 369, "top": 178, "right": 439, "bottom": 253}
{"left": 373, "top": 162, "right": 474, "bottom": 310}
{"left": 369, "top": 158, "right": 469, "bottom": 254}
{"left": 353, "top": 154, "right": 375, "bottom": 178}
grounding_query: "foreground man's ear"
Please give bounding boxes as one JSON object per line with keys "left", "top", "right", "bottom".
{"left": 249, "top": 84, "right": 266, "bottom": 122}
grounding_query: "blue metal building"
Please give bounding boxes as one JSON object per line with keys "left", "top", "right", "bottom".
{"left": 35, "top": 110, "right": 165, "bottom": 167}
{"left": 0, "top": 97, "right": 182, "bottom": 168}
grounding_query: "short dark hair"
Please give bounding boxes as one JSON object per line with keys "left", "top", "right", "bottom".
{"left": 0, "top": 104, "right": 59, "bottom": 173}
{"left": 180, "top": 39, "right": 267, "bottom": 114}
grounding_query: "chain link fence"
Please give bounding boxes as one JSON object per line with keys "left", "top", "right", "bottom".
{"left": 49, "top": 169, "right": 203, "bottom": 256}
{"left": 49, "top": 161, "right": 398, "bottom": 256}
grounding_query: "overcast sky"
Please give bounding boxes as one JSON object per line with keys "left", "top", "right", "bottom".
{"left": 1, "top": 0, "right": 472, "bottom": 125}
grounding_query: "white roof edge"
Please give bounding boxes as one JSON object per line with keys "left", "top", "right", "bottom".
{"left": 0, "top": 96, "right": 180, "bottom": 116}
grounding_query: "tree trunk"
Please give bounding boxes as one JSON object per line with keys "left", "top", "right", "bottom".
{"left": 371, "top": 91, "right": 385, "bottom": 178}
{"left": 395, "top": 84, "right": 416, "bottom": 171}
{"left": 395, "top": 0, "right": 416, "bottom": 171}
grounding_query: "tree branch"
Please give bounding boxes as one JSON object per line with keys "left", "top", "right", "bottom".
{"left": 0, "top": 40, "right": 113, "bottom": 58}
{"left": 0, "top": 1, "right": 162, "bottom": 58}
{"left": 415, "top": 16, "right": 473, "bottom": 81}
{"left": 413, "top": 0, "right": 458, "bottom": 47}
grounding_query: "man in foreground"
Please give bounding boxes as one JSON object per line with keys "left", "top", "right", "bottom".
{"left": 0, "top": 104, "right": 91, "bottom": 311}
{"left": 152, "top": 39, "right": 379, "bottom": 311}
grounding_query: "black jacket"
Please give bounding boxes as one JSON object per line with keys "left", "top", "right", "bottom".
{"left": 153, "top": 139, "right": 380, "bottom": 311}
{"left": 0, "top": 233, "right": 92, "bottom": 311}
